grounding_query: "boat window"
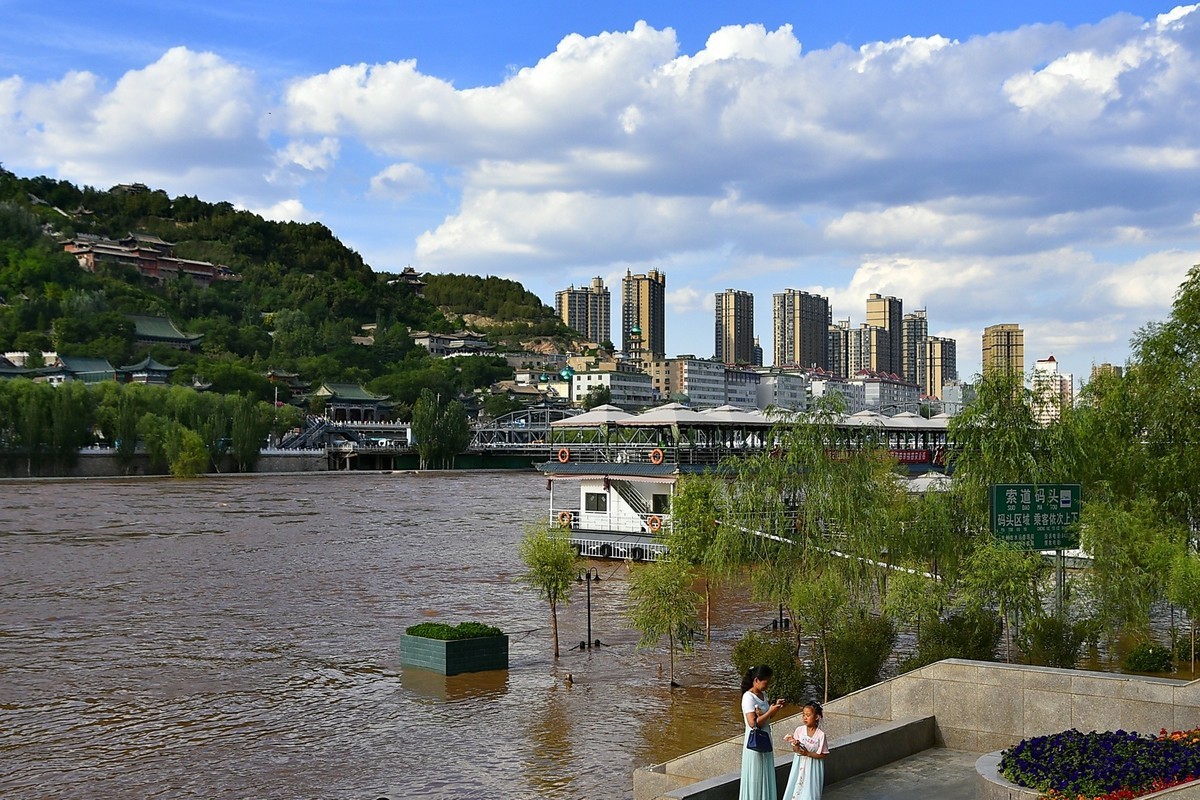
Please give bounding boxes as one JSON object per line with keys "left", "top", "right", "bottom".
{"left": 652, "top": 494, "right": 670, "bottom": 513}
{"left": 585, "top": 492, "right": 608, "bottom": 512}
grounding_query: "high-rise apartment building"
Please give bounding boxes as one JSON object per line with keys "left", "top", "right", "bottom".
{"left": 982, "top": 323, "right": 1025, "bottom": 379}
{"left": 714, "top": 289, "right": 755, "bottom": 365}
{"left": 902, "top": 309, "right": 928, "bottom": 388}
{"left": 924, "top": 337, "right": 957, "bottom": 400}
{"left": 622, "top": 269, "right": 666, "bottom": 362}
{"left": 555, "top": 276, "right": 610, "bottom": 345}
{"left": 773, "top": 289, "right": 831, "bottom": 369}
{"left": 830, "top": 321, "right": 892, "bottom": 377}
{"left": 1032, "top": 355, "right": 1073, "bottom": 425}
{"left": 1090, "top": 362, "right": 1123, "bottom": 382}
{"left": 866, "top": 293, "right": 904, "bottom": 375}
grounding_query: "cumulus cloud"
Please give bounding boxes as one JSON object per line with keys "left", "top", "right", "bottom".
{"left": 369, "top": 163, "right": 432, "bottom": 199}
{"left": 5, "top": 9, "right": 1200, "bottom": 374}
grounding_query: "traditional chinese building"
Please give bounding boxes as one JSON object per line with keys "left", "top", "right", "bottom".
{"left": 127, "top": 315, "right": 203, "bottom": 351}
{"left": 118, "top": 356, "right": 178, "bottom": 385}
{"left": 311, "top": 383, "right": 392, "bottom": 422}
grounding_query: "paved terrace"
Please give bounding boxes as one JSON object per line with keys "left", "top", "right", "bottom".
{"left": 634, "top": 659, "right": 1200, "bottom": 800}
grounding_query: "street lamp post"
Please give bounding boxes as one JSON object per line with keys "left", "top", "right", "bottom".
{"left": 577, "top": 567, "right": 601, "bottom": 649}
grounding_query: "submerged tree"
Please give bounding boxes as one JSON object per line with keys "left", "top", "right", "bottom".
{"left": 517, "top": 524, "right": 577, "bottom": 659}
{"left": 627, "top": 559, "right": 701, "bottom": 687}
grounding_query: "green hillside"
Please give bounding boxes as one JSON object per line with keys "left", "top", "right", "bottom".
{"left": 0, "top": 167, "right": 579, "bottom": 413}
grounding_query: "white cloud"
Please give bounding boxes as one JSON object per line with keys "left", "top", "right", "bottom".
{"left": 369, "top": 163, "right": 432, "bottom": 199}
{"left": 277, "top": 137, "right": 339, "bottom": 172}
{"left": 242, "top": 198, "right": 315, "bottom": 222}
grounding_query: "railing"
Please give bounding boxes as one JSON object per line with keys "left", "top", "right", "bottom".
{"left": 550, "top": 507, "right": 671, "bottom": 535}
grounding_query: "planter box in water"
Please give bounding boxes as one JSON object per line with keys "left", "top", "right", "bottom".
{"left": 401, "top": 622, "right": 509, "bottom": 676}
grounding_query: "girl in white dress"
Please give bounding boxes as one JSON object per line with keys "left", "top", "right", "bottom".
{"left": 781, "top": 700, "right": 829, "bottom": 800}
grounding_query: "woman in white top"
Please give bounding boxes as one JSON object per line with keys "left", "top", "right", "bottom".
{"left": 781, "top": 700, "right": 830, "bottom": 800}
{"left": 739, "top": 665, "right": 786, "bottom": 800}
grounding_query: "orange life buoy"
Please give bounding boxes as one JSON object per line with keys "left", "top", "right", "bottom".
{"left": 649, "top": 448, "right": 664, "bottom": 465}
{"left": 558, "top": 510, "right": 573, "bottom": 528}
{"left": 557, "top": 447, "right": 570, "bottom": 463}
{"left": 647, "top": 514, "right": 662, "bottom": 532}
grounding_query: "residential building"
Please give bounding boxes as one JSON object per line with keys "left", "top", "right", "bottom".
{"left": 830, "top": 322, "right": 893, "bottom": 377}
{"left": 809, "top": 372, "right": 866, "bottom": 413}
{"left": 622, "top": 269, "right": 666, "bottom": 361}
{"left": 849, "top": 370, "right": 921, "bottom": 413}
{"left": 555, "top": 276, "right": 611, "bottom": 345}
{"left": 982, "top": 323, "right": 1025, "bottom": 379}
{"left": 724, "top": 365, "right": 760, "bottom": 408}
{"left": 751, "top": 336, "right": 764, "bottom": 367}
{"left": 571, "top": 369, "right": 655, "bottom": 410}
{"left": 1090, "top": 362, "right": 1123, "bottom": 382}
{"left": 755, "top": 369, "right": 809, "bottom": 411}
{"left": 643, "top": 355, "right": 728, "bottom": 408}
{"left": 939, "top": 380, "right": 975, "bottom": 416}
{"left": 902, "top": 309, "right": 928, "bottom": 389}
{"left": 773, "top": 289, "right": 831, "bottom": 369}
{"left": 1032, "top": 355, "right": 1073, "bottom": 425}
{"left": 714, "top": 289, "right": 755, "bottom": 364}
{"left": 866, "top": 293, "right": 904, "bottom": 375}
{"left": 924, "top": 337, "right": 958, "bottom": 400}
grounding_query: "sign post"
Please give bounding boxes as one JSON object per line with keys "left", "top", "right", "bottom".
{"left": 991, "top": 484, "right": 1082, "bottom": 619}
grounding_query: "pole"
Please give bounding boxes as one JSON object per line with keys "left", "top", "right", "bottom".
{"left": 586, "top": 572, "right": 593, "bottom": 648}
{"left": 1055, "top": 549, "right": 1065, "bottom": 619}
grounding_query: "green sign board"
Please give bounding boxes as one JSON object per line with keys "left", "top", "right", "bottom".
{"left": 990, "top": 483, "right": 1081, "bottom": 550}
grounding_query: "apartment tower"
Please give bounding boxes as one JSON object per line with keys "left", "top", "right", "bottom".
{"left": 772, "top": 289, "right": 831, "bottom": 369}
{"left": 902, "top": 309, "right": 928, "bottom": 389}
{"left": 924, "top": 337, "right": 957, "bottom": 400}
{"left": 982, "top": 323, "right": 1025, "bottom": 379}
{"left": 554, "top": 276, "right": 610, "bottom": 345}
{"left": 866, "top": 293, "right": 904, "bottom": 376}
{"left": 714, "top": 289, "right": 755, "bottom": 365}
{"left": 621, "top": 269, "right": 666, "bottom": 361}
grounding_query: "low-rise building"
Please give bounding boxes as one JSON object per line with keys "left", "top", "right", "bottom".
{"left": 571, "top": 370, "right": 655, "bottom": 410}
{"left": 410, "top": 331, "right": 492, "bottom": 357}
{"left": 755, "top": 369, "right": 810, "bottom": 411}
{"left": 724, "top": 365, "right": 760, "bottom": 408}
{"left": 849, "top": 370, "right": 921, "bottom": 413}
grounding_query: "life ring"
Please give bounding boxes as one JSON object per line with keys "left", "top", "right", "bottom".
{"left": 649, "top": 448, "right": 664, "bottom": 465}
{"left": 647, "top": 514, "right": 662, "bottom": 532}
{"left": 557, "top": 447, "right": 570, "bottom": 463}
{"left": 558, "top": 510, "right": 573, "bottom": 528}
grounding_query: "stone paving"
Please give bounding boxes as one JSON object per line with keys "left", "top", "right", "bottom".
{"left": 825, "top": 748, "right": 980, "bottom": 800}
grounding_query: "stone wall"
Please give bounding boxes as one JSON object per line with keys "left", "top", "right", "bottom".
{"left": 633, "top": 659, "right": 1200, "bottom": 800}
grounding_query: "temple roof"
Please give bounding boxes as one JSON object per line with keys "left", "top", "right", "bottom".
{"left": 127, "top": 314, "right": 203, "bottom": 344}
{"left": 119, "top": 356, "right": 178, "bottom": 372}
{"left": 56, "top": 356, "right": 116, "bottom": 374}
{"left": 313, "top": 382, "right": 390, "bottom": 402}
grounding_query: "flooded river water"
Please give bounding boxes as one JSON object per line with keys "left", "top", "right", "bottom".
{"left": 0, "top": 471, "right": 772, "bottom": 800}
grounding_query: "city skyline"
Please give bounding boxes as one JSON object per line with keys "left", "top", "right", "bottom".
{"left": 1, "top": 2, "right": 1196, "bottom": 380}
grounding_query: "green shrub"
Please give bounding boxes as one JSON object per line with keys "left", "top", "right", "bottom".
{"left": 1123, "top": 642, "right": 1174, "bottom": 673}
{"left": 732, "top": 631, "right": 806, "bottom": 702}
{"left": 405, "top": 621, "right": 504, "bottom": 640}
{"left": 901, "top": 610, "right": 1002, "bottom": 672}
{"left": 1174, "top": 633, "right": 1198, "bottom": 666}
{"left": 1017, "top": 615, "right": 1087, "bottom": 669}
{"left": 816, "top": 611, "right": 896, "bottom": 699}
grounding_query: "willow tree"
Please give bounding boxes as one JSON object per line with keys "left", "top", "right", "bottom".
{"left": 517, "top": 524, "right": 577, "bottom": 658}
{"left": 663, "top": 472, "right": 725, "bottom": 642}
{"left": 627, "top": 559, "right": 701, "bottom": 687}
{"left": 1168, "top": 551, "right": 1200, "bottom": 671}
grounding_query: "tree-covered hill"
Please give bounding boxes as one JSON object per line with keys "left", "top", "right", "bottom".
{"left": 0, "top": 167, "right": 577, "bottom": 413}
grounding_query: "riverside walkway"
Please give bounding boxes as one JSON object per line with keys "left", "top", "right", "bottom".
{"left": 825, "top": 748, "right": 977, "bottom": 799}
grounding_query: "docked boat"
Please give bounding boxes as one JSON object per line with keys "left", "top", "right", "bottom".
{"left": 537, "top": 403, "right": 952, "bottom": 562}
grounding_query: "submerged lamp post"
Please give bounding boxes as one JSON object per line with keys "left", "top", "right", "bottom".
{"left": 577, "top": 567, "right": 601, "bottom": 649}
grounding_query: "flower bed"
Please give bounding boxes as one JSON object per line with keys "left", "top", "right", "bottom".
{"left": 999, "top": 727, "right": 1200, "bottom": 800}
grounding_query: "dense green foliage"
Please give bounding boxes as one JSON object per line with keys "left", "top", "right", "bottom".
{"left": 815, "top": 611, "right": 897, "bottom": 700}
{"left": 0, "top": 168, "right": 588, "bottom": 420}
{"left": 626, "top": 559, "right": 702, "bottom": 685}
{"left": 404, "top": 621, "right": 505, "bottom": 640}
{"left": 517, "top": 524, "right": 578, "bottom": 658}
{"left": 0, "top": 379, "right": 298, "bottom": 477}
{"left": 1123, "top": 642, "right": 1175, "bottom": 673}
{"left": 732, "top": 631, "right": 807, "bottom": 703}
{"left": 411, "top": 389, "right": 471, "bottom": 469}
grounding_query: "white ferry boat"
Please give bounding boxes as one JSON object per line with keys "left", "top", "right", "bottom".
{"left": 538, "top": 403, "right": 951, "bottom": 561}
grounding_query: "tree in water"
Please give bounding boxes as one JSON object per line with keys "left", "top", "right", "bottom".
{"left": 627, "top": 559, "right": 701, "bottom": 687}
{"left": 517, "top": 524, "right": 577, "bottom": 658}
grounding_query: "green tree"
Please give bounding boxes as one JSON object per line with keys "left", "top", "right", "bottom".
{"left": 958, "top": 538, "right": 1048, "bottom": 663}
{"left": 792, "top": 569, "right": 850, "bottom": 703}
{"left": 626, "top": 559, "right": 701, "bottom": 686}
{"left": 1168, "top": 552, "right": 1200, "bottom": 671}
{"left": 165, "top": 424, "right": 209, "bottom": 477}
{"left": 582, "top": 385, "right": 612, "bottom": 410}
{"left": 662, "top": 473, "right": 724, "bottom": 641}
{"left": 517, "top": 525, "right": 577, "bottom": 658}
{"left": 229, "top": 393, "right": 269, "bottom": 472}
{"left": 1079, "top": 497, "right": 1183, "bottom": 662}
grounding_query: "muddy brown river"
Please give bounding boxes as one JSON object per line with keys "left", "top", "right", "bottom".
{"left": 0, "top": 471, "right": 773, "bottom": 799}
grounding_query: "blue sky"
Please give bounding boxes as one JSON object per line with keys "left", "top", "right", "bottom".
{"left": 3, "top": 1, "right": 1199, "bottom": 381}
